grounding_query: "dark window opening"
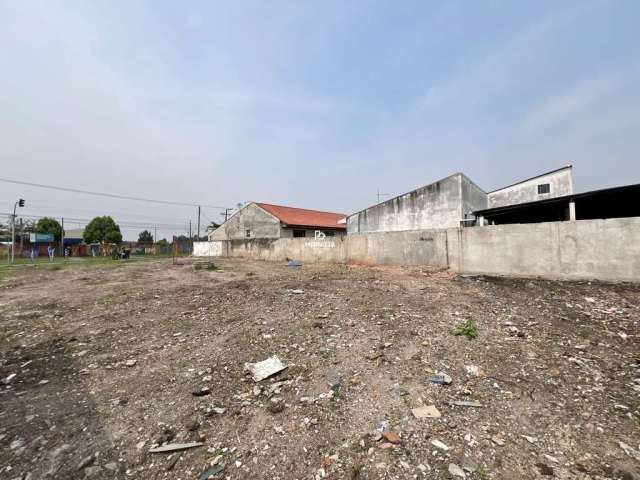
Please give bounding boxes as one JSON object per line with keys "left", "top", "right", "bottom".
{"left": 245, "top": 229, "right": 251, "bottom": 238}
{"left": 323, "top": 231, "right": 335, "bottom": 237}
{"left": 293, "top": 229, "right": 306, "bottom": 238}
{"left": 538, "top": 183, "right": 550, "bottom": 194}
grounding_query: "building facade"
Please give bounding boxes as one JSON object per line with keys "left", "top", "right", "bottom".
{"left": 487, "top": 166, "right": 573, "bottom": 208}
{"left": 208, "top": 202, "right": 346, "bottom": 241}
{"left": 347, "top": 173, "right": 488, "bottom": 234}
{"left": 347, "top": 167, "right": 573, "bottom": 234}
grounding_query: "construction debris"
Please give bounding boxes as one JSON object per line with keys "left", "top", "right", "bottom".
{"left": 447, "top": 400, "right": 482, "bottom": 408}
{"left": 148, "top": 442, "right": 204, "bottom": 453}
{"left": 245, "top": 355, "right": 287, "bottom": 382}
{"left": 412, "top": 405, "right": 441, "bottom": 418}
{"left": 1, "top": 257, "right": 638, "bottom": 480}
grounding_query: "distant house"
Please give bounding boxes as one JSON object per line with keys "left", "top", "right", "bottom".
{"left": 208, "top": 202, "right": 347, "bottom": 241}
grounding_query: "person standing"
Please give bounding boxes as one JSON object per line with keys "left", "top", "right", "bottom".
{"left": 47, "top": 244, "right": 54, "bottom": 262}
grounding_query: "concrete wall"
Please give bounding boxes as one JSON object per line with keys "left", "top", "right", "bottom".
{"left": 224, "top": 237, "right": 347, "bottom": 263}
{"left": 448, "top": 217, "right": 640, "bottom": 282}
{"left": 193, "top": 241, "right": 222, "bottom": 257}
{"left": 209, "top": 203, "right": 281, "bottom": 241}
{"left": 347, "top": 173, "right": 466, "bottom": 234}
{"left": 203, "top": 217, "right": 640, "bottom": 282}
{"left": 488, "top": 167, "right": 573, "bottom": 208}
{"left": 346, "top": 230, "right": 449, "bottom": 266}
{"left": 461, "top": 175, "right": 488, "bottom": 220}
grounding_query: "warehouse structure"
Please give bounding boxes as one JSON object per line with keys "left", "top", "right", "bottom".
{"left": 347, "top": 166, "right": 573, "bottom": 234}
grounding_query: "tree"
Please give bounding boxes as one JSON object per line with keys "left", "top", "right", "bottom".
{"left": 83, "top": 216, "right": 122, "bottom": 244}
{"left": 36, "top": 217, "right": 63, "bottom": 242}
{"left": 157, "top": 238, "right": 168, "bottom": 247}
{"left": 138, "top": 230, "right": 153, "bottom": 244}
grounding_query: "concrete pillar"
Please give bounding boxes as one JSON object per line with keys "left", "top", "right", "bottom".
{"left": 478, "top": 216, "right": 485, "bottom": 227}
{"left": 569, "top": 201, "right": 576, "bottom": 221}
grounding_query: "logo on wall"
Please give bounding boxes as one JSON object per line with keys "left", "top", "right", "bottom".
{"left": 306, "top": 230, "right": 335, "bottom": 248}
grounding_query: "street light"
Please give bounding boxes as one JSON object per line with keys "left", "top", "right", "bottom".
{"left": 10, "top": 199, "right": 25, "bottom": 264}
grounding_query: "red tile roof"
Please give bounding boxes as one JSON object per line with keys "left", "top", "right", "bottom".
{"left": 256, "top": 203, "right": 346, "bottom": 230}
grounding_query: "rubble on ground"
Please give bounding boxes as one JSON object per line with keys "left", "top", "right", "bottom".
{"left": 0, "top": 258, "right": 638, "bottom": 479}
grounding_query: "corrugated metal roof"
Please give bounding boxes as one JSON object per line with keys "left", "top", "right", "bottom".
{"left": 256, "top": 203, "right": 346, "bottom": 229}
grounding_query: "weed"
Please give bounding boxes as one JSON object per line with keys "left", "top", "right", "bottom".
{"left": 452, "top": 319, "right": 478, "bottom": 339}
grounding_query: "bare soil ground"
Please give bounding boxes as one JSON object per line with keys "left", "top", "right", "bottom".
{"left": 1, "top": 258, "right": 639, "bottom": 480}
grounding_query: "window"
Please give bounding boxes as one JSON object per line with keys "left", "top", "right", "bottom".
{"left": 323, "top": 231, "right": 335, "bottom": 237}
{"left": 245, "top": 229, "right": 251, "bottom": 238}
{"left": 537, "top": 183, "right": 550, "bottom": 194}
{"left": 293, "top": 229, "right": 306, "bottom": 238}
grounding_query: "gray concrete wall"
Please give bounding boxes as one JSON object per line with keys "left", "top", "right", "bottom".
{"left": 448, "top": 217, "right": 640, "bottom": 282}
{"left": 345, "top": 230, "right": 449, "bottom": 266}
{"left": 461, "top": 175, "right": 488, "bottom": 220}
{"left": 207, "top": 216, "right": 640, "bottom": 282}
{"left": 225, "top": 237, "right": 347, "bottom": 263}
{"left": 209, "top": 203, "right": 281, "bottom": 241}
{"left": 488, "top": 167, "right": 573, "bottom": 208}
{"left": 347, "top": 173, "right": 465, "bottom": 234}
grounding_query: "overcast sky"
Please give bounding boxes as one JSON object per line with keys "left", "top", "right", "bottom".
{"left": 1, "top": 0, "right": 639, "bottom": 240}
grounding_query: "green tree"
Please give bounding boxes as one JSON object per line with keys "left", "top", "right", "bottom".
{"left": 138, "top": 230, "right": 153, "bottom": 244}
{"left": 156, "top": 238, "right": 169, "bottom": 247}
{"left": 83, "top": 216, "right": 122, "bottom": 244}
{"left": 36, "top": 217, "right": 63, "bottom": 242}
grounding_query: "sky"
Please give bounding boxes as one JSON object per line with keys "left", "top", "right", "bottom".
{"left": 1, "top": 0, "right": 639, "bottom": 240}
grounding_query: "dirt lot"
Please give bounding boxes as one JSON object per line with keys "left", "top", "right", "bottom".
{"left": 1, "top": 258, "right": 639, "bottom": 480}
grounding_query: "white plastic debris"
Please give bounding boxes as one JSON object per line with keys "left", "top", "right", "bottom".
{"left": 245, "top": 356, "right": 287, "bottom": 382}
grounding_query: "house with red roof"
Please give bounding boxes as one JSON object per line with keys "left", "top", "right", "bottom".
{"left": 208, "top": 202, "right": 347, "bottom": 241}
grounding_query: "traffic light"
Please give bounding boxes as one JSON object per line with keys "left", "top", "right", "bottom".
{"left": 18, "top": 199, "right": 25, "bottom": 207}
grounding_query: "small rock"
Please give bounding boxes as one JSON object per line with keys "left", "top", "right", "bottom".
{"left": 268, "top": 403, "right": 284, "bottom": 414}
{"left": 192, "top": 387, "right": 211, "bottom": 397}
{"left": 104, "top": 462, "right": 118, "bottom": 472}
{"left": 536, "top": 463, "right": 554, "bottom": 476}
{"left": 125, "top": 359, "right": 137, "bottom": 367}
{"left": 491, "top": 433, "right": 505, "bottom": 446}
{"left": 448, "top": 463, "right": 466, "bottom": 478}
{"left": 412, "top": 405, "right": 441, "bottom": 418}
{"left": 431, "top": 439, "right": 450, "bottom": 451}
{"left": 84, "top": 466, "right": 103, "bottom": 478}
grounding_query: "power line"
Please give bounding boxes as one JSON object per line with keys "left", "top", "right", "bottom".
{"left": 0, "top": 177, "right": 230, "bottom": 209}
{"left": 0, "top": 199, "right": 197, "bottom": 223}
{"left": 0, "top": 212, "right": 189, "bottom": 229}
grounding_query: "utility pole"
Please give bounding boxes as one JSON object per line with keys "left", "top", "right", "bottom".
{"left": 10, "top": 199, "right": 25, "bottom": 264}
{"left": 189, "top": 220, "right": 192, "bottom": 239}
{"left": 61, "top": 218, "right": 64, "bottom": 259}
{"left": 220, "top": 208, "right": 232, "bottom": 222}
{"left": 197, "top": 206, "right": 201, "bottom": 242}
{"left": 154, "top": 224, "right": 157, "bottom": 243}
